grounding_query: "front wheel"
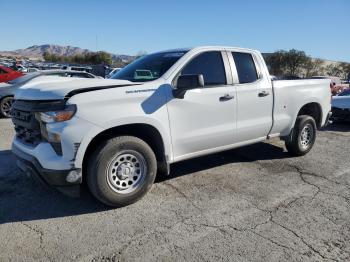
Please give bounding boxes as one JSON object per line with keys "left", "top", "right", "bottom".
{"left": 0, "top": 97, "right": 14, "bottom": 118}
{"left": 87, "top": 136, "right": 157, "bottom": 207}
{"left": 285, "top": 115, "right": 317, "bottom": 156}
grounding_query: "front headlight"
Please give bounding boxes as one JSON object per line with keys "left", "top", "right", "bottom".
{"left": 40, "top": 104, "right": 77, "bottom": 123}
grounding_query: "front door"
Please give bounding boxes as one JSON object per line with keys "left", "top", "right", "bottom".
{"left": 166, "top": 51, "right": 236, "bottom": 161}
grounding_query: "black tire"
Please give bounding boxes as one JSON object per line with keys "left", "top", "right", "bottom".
{"left": 87, "top": 136, "right": 157, "bottom": 207}
{"left": 285, "top": 115, "right": 317, "bottom": 156}
{"left": 0, "top": 96, "right": 14, "bottom": 118}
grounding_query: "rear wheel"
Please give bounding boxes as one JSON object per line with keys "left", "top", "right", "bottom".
{"left": 0, "top": 97, "right": 14, "bottom": 118}
{"left": 87, "top": 136, "right": 157, "bottom": 207}
{"left": 285, "top": 115, "right": 317, "bottom": 156}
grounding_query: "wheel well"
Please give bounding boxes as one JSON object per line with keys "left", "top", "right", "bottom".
{"left": 297, "top": 103, "right": 322, "bottom": 128}
{"left": 82, "top": 124, "right": 166, "bottom": 176}
{"left": 0, "top": 95, "right": 14, "bottom": 102}
{"left": 0, "top": 96, "right": 14, "bottom": 117}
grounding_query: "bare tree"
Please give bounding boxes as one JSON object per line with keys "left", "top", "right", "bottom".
{"left": 304, "top": 58, "right": 324, "bottom": 77}
{"left": 264, "top": 49, "right": 310, "bottom": 77}
{"left": 325, "top": 64, "right": 344, "bottom": 77}
{"left": 340, "top": 62, "right": 350, "bottom": 79}
{"left": 284, "top": 49, "right": 310, "bottom": 76}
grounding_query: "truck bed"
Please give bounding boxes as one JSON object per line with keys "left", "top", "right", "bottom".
{"left": 270, "top": 79, "right": 331, "bottom": 136}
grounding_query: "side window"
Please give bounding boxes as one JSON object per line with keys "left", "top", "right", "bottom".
{"left": 181, "top": 51, "right": 226, "bottom": 86}
{"left": 0, "top": 69, "right": 6, "bottom": 74}
{"left": 232, "top": 52, "right": 258, "bottom": 84}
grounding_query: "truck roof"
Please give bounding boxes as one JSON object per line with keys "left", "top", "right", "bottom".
{"left": 155, "top": 46, "right": 259, "bottom": 54}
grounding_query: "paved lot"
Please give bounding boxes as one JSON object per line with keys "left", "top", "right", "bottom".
{"left": 0, "top": 118, "right": 349, "bottom": 261}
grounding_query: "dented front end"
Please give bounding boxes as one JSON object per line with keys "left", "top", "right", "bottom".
{"left": 11, "top": 99, "right": 99, "bottom": 196}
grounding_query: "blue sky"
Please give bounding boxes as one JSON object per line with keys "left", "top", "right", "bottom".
{"left": 2, "top": 0, "right": 350, "bottom": 61}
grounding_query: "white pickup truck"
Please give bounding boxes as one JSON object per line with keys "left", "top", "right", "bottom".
{"left": 11, "top": 46, "right": 332, "bottom": 206}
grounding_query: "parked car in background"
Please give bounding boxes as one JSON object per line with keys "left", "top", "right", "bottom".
{"left": 17, "top": 65, "right": 28, "bottom": 73}
{"left": 0, "top": 70, "right": 100, "bottom": 117}
{"left": 341, "top": 78, "right": 350, "bottom": 89}
{"left": 332, "top": 89, "right": 350, "bottom": 121}
{"left": 90, "top": 65, "right": 109, "bottom": 78}
{"left": 61, "top": 65, "right": 93, "bottom": 73}
{"left": 0, "top": 66, "right": 24, "bottom": 83}
{"left": 105, "top": 68, "right": 121, "bottom": 78}
{"left": 0, "top": 62, "right": 12, "bottom": 68}
{"left": 27, "top": 68, "right": 40, "bottom": 73}
{"left": 311, "top": 76, "right": 345, "bottom": 95}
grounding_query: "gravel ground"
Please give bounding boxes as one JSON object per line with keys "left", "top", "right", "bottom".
{"left": 0, "top": 118, "right": 349, "bottom": 261}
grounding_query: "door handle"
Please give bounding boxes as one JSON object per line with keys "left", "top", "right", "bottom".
{"left": 219, "top": 94, "right": 234, "bottom": 101}
{"left": 258, "top": 91, "right": 270, "bottom": 97}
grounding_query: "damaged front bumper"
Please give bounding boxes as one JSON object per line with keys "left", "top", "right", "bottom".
{"left": 13, "top": 143, "right": 82, "bottom": 197}
{"left": 10, "top": 99, "right": 104, "bottom": 197}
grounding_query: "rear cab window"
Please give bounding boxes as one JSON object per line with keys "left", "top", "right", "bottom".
{"left": 231, "top": 52, "right": 259, "bottom": 84}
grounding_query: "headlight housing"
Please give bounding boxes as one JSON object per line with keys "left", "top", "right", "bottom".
{"left": 40, "top": 104, "right": 77, "bottom": 123}
{"left": 34, "top": 104, "right": 76, "bottom": 156}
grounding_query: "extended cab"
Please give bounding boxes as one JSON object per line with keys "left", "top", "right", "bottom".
{"left": 11, "top": 46, "right": 332, "bottom": 206}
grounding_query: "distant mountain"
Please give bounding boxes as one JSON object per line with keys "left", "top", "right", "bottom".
{"left": 0, "top": 44, "right": 134, "bottom": 62}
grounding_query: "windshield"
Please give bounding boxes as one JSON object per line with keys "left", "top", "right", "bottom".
{"left": 7, "top": 72, "right": 40, "bottom": 85}
{"left": 111, "top": 51, "right": 188, "bottom": 82}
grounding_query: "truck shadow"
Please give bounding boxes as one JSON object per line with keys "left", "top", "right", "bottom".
{"left": 0, "top": 150, "right": 108, "bottom": 224}
{"left": 0, "top": 142, "right": 289, "bottom": 224}
{"left": 156, "top": 141, "right": 289, "bottom": 183}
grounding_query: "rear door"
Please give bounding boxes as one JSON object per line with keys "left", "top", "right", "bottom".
{"left": 228, "top": 51, "right": 273, "bottom": 142}
{"left": 167, "top": 51, "right": 236, "bottom": 161}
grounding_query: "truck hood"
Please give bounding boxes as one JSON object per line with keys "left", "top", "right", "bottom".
{"left": 14, "top": 76, "right": 140, "bottom": 100}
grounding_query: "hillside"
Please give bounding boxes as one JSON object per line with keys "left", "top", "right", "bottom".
{"left": 0, "top": 44, "right": 133, "bottom": 62}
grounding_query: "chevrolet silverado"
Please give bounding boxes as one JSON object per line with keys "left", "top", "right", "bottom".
{"left": 11, "top": 46, "right": 332, "bottom": 206}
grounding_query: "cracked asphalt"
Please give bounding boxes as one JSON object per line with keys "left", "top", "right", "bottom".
{"left": 0, "top": 118, "right": 349, "bottom": 261}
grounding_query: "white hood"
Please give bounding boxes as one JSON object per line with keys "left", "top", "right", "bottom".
{"left": 14, "top": 76, "right": 138, "bottom": 100}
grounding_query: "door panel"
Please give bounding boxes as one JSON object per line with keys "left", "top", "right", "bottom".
{"left": 166, "top": 51, "right": 236, "bottom": 160}
{"left": 235, "top": 83, "right": 273, "bottom": 141}
{"left": 229, "top": 51, "right": 273, "bottom": 142}
{"left": 167, "top": 86, "right": 236, "bottom": 159}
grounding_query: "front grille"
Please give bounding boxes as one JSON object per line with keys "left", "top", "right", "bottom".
{"left": 12, "top": 109, "right": 42, "bottom": 146}
{"left": 11, "top": 99, "right": 66, "bottom": 147}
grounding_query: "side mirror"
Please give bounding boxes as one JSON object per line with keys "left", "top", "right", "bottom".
{"left": 172, "top": 74, "right": 204, "bottom": 99}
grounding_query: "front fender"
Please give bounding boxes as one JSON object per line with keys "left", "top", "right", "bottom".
{"left": 74, "top": 117, "right": 172, "bottom": 169}
{"left": 0, "top": 90, "right": 15, "bottom": 100}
